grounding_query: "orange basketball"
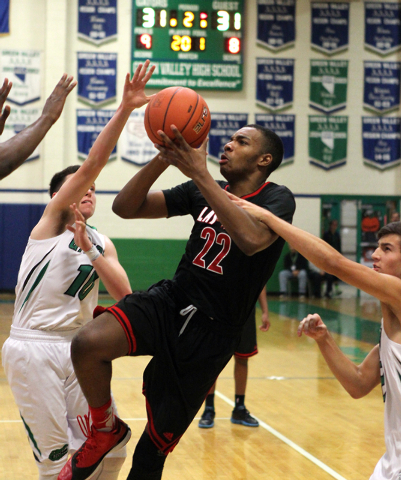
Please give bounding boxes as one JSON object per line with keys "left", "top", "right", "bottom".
{"left": 144, "top": 86, "right": 211, "bottom": 147}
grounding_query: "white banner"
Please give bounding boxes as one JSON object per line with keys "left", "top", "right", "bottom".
{"left": 0, "top": 50, "right": 41, "bottom": 105}
{"left": 120, "top": 110, "right": 158, "bottom": 166}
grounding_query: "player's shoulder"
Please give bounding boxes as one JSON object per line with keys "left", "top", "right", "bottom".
{"left": 258, "top": 182, "right": 294, "bottom": 201}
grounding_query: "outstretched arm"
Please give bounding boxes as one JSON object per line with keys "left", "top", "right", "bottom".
{"left": 33, "top": 61, "right": 155, "bottom": 239}
{"left": 66, "top": 204, "right": 131, "bottom": 301}
{"left": 225, "top": 191, "right": 401, "bottom": 308}
{"left": 0, "top": 74, "right": 76, "bottom": 181}
{"left": 298, "top": 314, "right": 380, "bottom": 398}
{"left": 155, "top": 128, "right": 278, "bottom": 255}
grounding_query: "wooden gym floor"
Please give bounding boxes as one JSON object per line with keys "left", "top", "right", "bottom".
{"left": 0, "top": 286, "right": 384, "bottom": 479}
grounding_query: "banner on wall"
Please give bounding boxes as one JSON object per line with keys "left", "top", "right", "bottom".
{"left": 309, "top": 59, "right": 348, "bottom": 114}
{"left": 256, "top": 0, "right": 296, "bottom": 52}
{"left": 77, "top": 109, "right": 116, "bottom": 161}
{"left": 256, "top": 58, "right": 294, "bottom": 111}
{"left": 78, "top": 52, "right": 117, "bottom": 107}
{"left": 365, "top": 3, "right": 401, "bottom": 55}
{"left": 2, "top": 107, "right": 41, "bottom": 161}
{"left": 362, "top": 117, "right": 401, "bottom": 170}
{"left": 255, "top": 114, "right": 295, "bottom": 166}
{"left": 363, "top": 61, "right": 401, "bottom": 114}
{"left": 78, "top": 0, "right": 117, "bottom": 45}
{"left": 309, "top": 115, "right": 348, "bottom": 170}
{"left": 0, "top": 0, "right": 9, "bottom": 35}
{"left": 120, "top": 110, "right": 158, "bottom": 166}
{"left": 311, "top": 2, "right": 349, "bottom": 55}
{"left": 0, "top": 50, "right": 41, "bottom": 105}
{"left": 207, "top": 113, "right": 248, "bottom": 164}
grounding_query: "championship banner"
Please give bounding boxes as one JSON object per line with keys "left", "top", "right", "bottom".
{"left": 78, "top": 0, "right": 117, "bottom": 45}
{"left": 77, "top": 110, "right": 116, "bottom": 161}
{"left": 256, "top": 58, "right": 294, "bottom": 111}
{"left": 365, "top": 3, "right": 401, "bottom": 55}
{"left": 362, "top": 117, "right": 401, "bottom": 170}
{"left": 0, "top": 50, "right": 41, "bottom": 105}
{"left": 0, "top": 0, "right": 10, "bottom": 35}
{"left": 78, "top": 52, "right": 117, "bottom": 107}
{"left": 255, "top": 113, "right": 295, "bottom": 166}
{"left": 120, "top": 110, "right": 158, "bottom": 166}
{"left": 363, "top": 61, "right": 401, "bottom": 114}
{"left": 309, "top": 59, "right": 348, "bottom": 114}
{"left": 309, "top": 115, "right": 348, "bottom": 170}
{"left": 311, "top": 2, "right": 349, "bottom": 55}
{"left": 256, "top": 0, "right": 296, "bottom": 52}
{"left": 2, "top": 107, "right": 41, "bottom": 162}
{"left": 207, "top": 113, "right": 248, "bottom": 164}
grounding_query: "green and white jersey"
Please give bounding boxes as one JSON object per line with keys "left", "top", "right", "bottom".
{"left": 12, "top": 226, "right": 105, "bottom": 331}
{"left": 371, "top": 324, "right": 401, "bottom": 480}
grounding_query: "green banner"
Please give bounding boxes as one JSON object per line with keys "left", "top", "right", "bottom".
{"left": 309, "top": 115, "right": 348, "bottom": 170}
{"left": 309, "top": 60, "right": 348, "bottom": 114}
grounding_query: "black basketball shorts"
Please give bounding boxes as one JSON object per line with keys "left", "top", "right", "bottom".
{"left": 234, "top": 306, "right": 258, "bottom": 358}
{"left": 100, "top": 280, "right": 241, "bottom": 454}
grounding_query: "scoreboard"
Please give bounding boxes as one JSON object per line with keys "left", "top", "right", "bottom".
{"left": 131, "top": 0, "right": 244, "bottom": 90}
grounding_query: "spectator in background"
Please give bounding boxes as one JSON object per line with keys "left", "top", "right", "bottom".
{"left": 323, "top": 220, "right": 342, "bottom": 298}
{"left": 391, "top": 212, "right": 400, "bottom": 223}
{"left": 279, "top": 245, "right": 308, "bottom": 299}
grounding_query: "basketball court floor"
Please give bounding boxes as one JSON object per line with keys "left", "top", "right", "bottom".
{"left": 0, "top": 285, "right": 384, "bottom": 479}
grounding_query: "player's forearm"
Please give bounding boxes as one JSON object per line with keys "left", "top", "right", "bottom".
{"left": 194, "top": 172, "right": 274, "bottom": 255}
{"left": 112, "top": 154, "right": 168, "bottom": 218}
{"left": 91, "top": 255, "right": 132, "bottom": 301}
{"left": 0, "top": 114, "right": 54, "bottom": 180}
{"left": 258, "top": 288, "right": 268, "bottom": 315}
{"left": 316, "top": 334, "right": 371, "bottom": 399}
{"left": 259, "top": 211, "right": 343, "bottom": 274}
{"left": 82, "top": 105, "right": 132, "bottom": 178}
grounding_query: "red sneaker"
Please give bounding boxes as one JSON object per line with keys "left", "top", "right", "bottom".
{"left": 58, "top": 414, "right": 131, "bottom": 480}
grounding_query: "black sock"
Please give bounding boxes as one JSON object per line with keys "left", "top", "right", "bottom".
{"left": 205, "top": 393, "right": 215, "bottom": 410}
{"left": 235, "top": 395, "right": 245, "bottom": 409}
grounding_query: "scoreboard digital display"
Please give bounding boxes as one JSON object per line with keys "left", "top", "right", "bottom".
{"left": 131, "top": 1, "right": 244, "bottom": 90}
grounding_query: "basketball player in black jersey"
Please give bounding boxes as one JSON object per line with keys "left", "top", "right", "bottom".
{"left": 58, "top": 123, "right": 295, "bottom": 480}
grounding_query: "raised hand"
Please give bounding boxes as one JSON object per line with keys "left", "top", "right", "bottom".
{"left": 0, "top": 78, "right": 12, "bottom": 135}
{"left": 297, "top": 313, "right": 328, "bottom": 340}
{"left": 155, "top": 125, "right": 209, "bottom": 179}
{"left": 42, "top": 74, "right": 77, "bottom": 124}
{"left": 121, "top": 60, "right": 156, "bottom": 111}
{"left": 66, "top": 203, "right": 92, "bottom": 252}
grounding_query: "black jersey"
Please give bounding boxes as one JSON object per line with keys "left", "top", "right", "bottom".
{"left": 163, "top": 180, "right": 295, "bottom": 326}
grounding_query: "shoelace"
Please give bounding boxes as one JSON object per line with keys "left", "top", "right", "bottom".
{"left": 75, "top": 413, "right": 99, "bottom": 465}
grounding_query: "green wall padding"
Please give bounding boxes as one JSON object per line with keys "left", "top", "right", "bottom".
{"left": 104, "top": 238, "right": 287, "bottom": 294}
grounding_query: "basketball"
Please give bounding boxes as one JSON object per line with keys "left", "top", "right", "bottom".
{"left": 144, "top": 86, "right": 211, "bottom": 147}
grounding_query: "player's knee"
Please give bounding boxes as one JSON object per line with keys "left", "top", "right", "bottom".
{"left": 71, "top": 323, "right": 98, "bottom": 362}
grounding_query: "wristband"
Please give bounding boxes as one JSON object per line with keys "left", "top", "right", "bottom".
{"left": 84, "top": 245, "right": 101, "bottom": 262}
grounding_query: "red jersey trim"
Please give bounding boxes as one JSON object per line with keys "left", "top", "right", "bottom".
{"left": 107, "top": 306, "right": 137, "bottom": 355}
{"left": 224, "top": 182, "right": 271, "bottom": 199}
